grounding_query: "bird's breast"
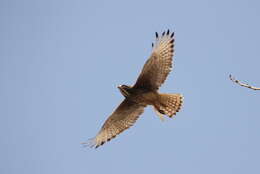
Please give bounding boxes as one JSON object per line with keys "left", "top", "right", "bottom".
{"left": 130, "top": 91, "right": 158, "bottom": 105}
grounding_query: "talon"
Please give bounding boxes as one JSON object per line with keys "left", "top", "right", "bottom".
{"left": 154, "top": 107, "right": 165, "bottom": 121}
{"left": 158, "top": 109, "right": 165, "bottom": 114}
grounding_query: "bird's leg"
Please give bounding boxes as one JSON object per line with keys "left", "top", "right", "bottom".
{"left": 154, "top": 107, "right": 165, "bottom": 121}
{"left": 158, "top": 113, "right": 165, "bottom": 121}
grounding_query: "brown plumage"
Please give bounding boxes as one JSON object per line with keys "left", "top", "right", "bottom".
{"left": 83, "top": 30, "right": 183, "bottom": 148}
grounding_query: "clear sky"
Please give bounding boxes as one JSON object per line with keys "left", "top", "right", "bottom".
{"left": 1, "top": 0, "right": 260, "bottom": 174}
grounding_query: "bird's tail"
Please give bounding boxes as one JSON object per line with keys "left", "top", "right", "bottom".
{"left": 153, "top": 93, "right": 184, "bottom": 118}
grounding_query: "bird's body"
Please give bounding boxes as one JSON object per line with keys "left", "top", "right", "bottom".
{"left": 118, "top": 85, "right": 157, "bottom": 106}
{"left": 83, "top": 30, "right": 183, "bottom": 148}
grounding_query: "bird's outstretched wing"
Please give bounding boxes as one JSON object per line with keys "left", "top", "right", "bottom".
{"left": 134, "top": 30, "right": 175, "bottom": 90}
{"left": 84, "top": 99, "right": 145, "bottom": 148}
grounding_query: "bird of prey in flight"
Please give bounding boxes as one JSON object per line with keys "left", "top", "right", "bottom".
{"left": 83, "top": 30, "right": 183, "bottom": 148}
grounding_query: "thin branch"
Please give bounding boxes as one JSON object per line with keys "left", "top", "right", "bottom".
{"left": 229, "top": 74, "right": 260, "bottom": 90}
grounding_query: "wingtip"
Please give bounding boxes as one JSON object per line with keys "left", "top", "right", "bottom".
{"left": 166, "top": 29, "right": 170, "bottom": 35}
{"left": 81, "top": 138, "right": 96, "bottom": 148}
{"left": 162, "top": 31, "right": 165, "bottom": 36}
{"left": 155, "top": 32, "right": 159, "bottom": 38}
{"left": 170, "top": 32, "right": 174, "bottom": 38}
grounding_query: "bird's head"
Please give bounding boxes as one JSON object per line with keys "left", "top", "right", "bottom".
{"left": 117, "top": 85, "right": 132, "bottom": 97}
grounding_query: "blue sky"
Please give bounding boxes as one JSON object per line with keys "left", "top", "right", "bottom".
{"left": 1, "top": 0, "right": 260, "bottom": 173}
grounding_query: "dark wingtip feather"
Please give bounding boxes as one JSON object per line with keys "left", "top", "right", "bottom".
{"left": 170, "top": 32, "right": 175, "bottom": 38}
{"left": 152, "top": 43, "right": 154, "bottom": 47}
{"left": 155, "top": 32, "right": 158, "bottom": 38}
{"left": 167, "top": 29, "right": 170, "bottom": 35}
{"left": 162, "top": 31, "right": 165, "bottom": 36}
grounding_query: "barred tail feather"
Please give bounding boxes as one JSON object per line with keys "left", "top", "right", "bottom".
{"left": 154, "top": 93, "right": 183, "bottom": 118}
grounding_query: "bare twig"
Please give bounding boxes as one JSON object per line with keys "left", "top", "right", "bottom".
{"left": 229, "top": 74, "right": 260, "bottom": 90}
